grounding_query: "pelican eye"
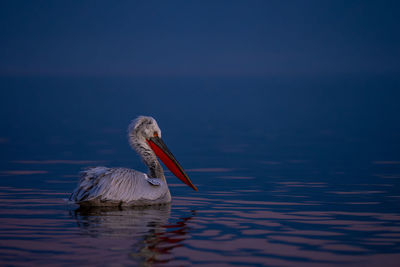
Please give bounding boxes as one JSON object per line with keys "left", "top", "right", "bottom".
{"left": 153, "top": 132, "right": 158, "bottom": 137}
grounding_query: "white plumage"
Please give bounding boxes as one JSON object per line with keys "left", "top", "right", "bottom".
{"left": 70, "top": 167, "right": 171, "bottom": 206}
{"left": 70, "top": 116, "right": 196, "bottom": 207}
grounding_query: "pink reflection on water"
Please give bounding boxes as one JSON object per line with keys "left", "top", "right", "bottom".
{"left": 172, "top": 246, "right": 307, "bottom": 267}
{"left": 186, "top": 168, "right": 234, "bottom": 173}
{"left": 200, "top": 208, "right": 329, "bottom": 221}
{"left": 0, "top": 170, "right": 48, "bottom": 176}
{"left": 0, "top": 237, "right": 134, "bottom": 266}
{"left": 218, "top": 176, "right": 255, "bottom": 180}
{"left": 336, "top": 224, "right": 400, "bottom": 232}
{"left": 0, "top": 186, "right": 35, "bottom": 191}
{"left": 330, "top": 191, "right": 385, "bottom": 195}
{"left": 321, "top": 243, "right": 370, "bottom": 252}
{"left": 208, "top": 191, "right": 239, "bottom": 196}
{"left": 173, "top": 196, "right": 318, "bottom": 207}
{"left": 45, "top": 180, "right": 77, "bottom": 184}
{"left": 268, "top": 235, "right": 327, "bottom": 245}
{"left": 13, "top": 160, "right": 105, "bottom": 165}
{"left": 282, "top": 229, "right": 345, "bottom": 236}
{"left": 168, "top": 183, "right": 188, "bottom": 187}
{"left": 242, "top": 229, "right": 273, "bottom": 235}
{"left": 276, "top": 181, "right": 327, "bottom": 188}
{"left": 195, "top": 230, "right": 220, "bottom": 237}
{"left": 346, "top": 202, "right": 380, "bottom": 205}
{"left": 179, "top": 237, "right": 371, "bottom": 264}
{"left": 377, "top": 233, "right": 400, "bottom": 237}
{"left": 224, "top": 199, "right": 319, "bottom": 206}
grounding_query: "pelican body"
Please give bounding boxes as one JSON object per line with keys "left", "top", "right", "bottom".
{"left": 70, "top": 116, "right": 197, "bottom": 207}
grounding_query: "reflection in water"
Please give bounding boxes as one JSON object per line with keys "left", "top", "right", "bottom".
{"left": 73, "top": 205, "right": 171, "bottom": 238}
{"left": 72, "top": 205, "right": 195, "bottom": 265}
{"left": 0, "top": 182, "right": 400, "bottom": 266}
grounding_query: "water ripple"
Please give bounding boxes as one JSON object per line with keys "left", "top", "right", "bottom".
{"left": 0, "top": 182, "right": 399, "bottom": 266}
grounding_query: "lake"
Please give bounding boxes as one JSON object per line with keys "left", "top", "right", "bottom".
{"left": 0, "top": 75, "right": 399, "bottom": 266}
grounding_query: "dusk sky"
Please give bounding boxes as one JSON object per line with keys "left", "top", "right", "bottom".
{"left": 1, "top": 0, "right": 399, "bottom": 77}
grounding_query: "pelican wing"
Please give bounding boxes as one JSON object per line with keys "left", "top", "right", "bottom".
{"left": 70, "top": 167, "right": 171, "bottom": 206}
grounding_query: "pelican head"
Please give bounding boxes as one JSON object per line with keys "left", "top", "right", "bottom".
{"left": 128, "top": 116, "right": 197, "bottom": 191}
{"left": 128, "top": 116, "right": 162, "bottom": 144}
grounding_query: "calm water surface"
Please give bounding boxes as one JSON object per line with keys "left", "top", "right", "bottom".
{"left": 0, "top": 76, "right": 399, "bottom": 266}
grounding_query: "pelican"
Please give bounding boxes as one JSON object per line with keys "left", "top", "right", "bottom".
{"left": 69, "top": 116, "right": 197, "bottom": 206}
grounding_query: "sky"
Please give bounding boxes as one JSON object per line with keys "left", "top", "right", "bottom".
{"left": 0, "top": 0, "right": 399, "bottom": 77}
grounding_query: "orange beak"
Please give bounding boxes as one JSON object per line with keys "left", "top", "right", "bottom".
{"left": 147, "top": 136, "right": 197, "bottom": 191}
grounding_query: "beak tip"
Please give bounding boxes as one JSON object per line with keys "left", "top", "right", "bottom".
{"left": 189, "top": 182, "right": 198, "bottom": 191}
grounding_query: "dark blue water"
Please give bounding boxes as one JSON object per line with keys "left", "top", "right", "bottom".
{"left": 0, "top": 76, "right": 400, "bottom": 266}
